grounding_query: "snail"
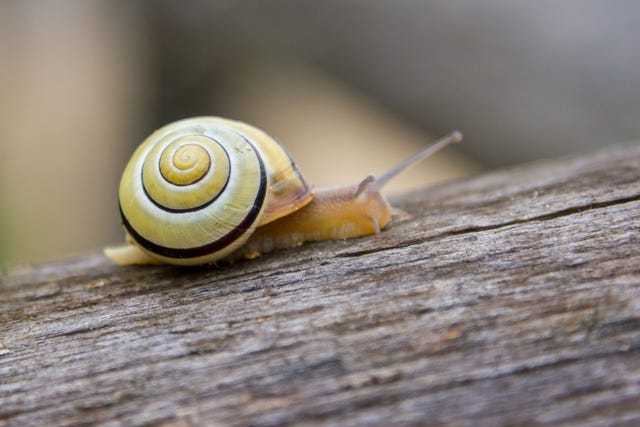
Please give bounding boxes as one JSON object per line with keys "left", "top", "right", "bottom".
{"left": 104, "top": 116, "right": 462, "bottom": 266}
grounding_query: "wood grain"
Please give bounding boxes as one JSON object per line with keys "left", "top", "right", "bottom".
{"left": 2, "top": 144, "right": 640, "bottom": 426}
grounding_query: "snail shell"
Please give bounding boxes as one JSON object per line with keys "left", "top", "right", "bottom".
{"left": 117, "top": 116, "right": 312, "bottom": 266}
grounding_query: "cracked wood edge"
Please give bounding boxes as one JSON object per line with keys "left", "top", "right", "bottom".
{"left": 1, "top": 143, "right": 640, "bottom": 427}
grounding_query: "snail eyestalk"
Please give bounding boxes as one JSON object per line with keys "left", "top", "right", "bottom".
{"left": 374, "top": 130, "right": 463, "bottom": 190}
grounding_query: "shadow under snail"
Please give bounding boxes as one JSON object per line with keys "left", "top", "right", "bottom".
{"left": 104, "top": 116, "right": 462, "bottom": 266}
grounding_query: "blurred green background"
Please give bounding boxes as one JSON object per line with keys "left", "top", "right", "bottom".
{"left": 1, "top": 1, "right": 639, "bottom": 266}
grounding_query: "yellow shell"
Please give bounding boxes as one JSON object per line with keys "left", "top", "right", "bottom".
{"left": 117, "top": 116, "right": 313, "bottom": 265}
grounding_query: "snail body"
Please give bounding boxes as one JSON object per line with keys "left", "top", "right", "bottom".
{"left": 236, "top": 180, "right": 392, "bottom": 260}
{"left": 105, "top": 116, "right": 461, "bottom": 266}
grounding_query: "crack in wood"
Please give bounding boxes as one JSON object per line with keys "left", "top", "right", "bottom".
{"left": 337, "top": 192, "right": 640, "bottom": 260}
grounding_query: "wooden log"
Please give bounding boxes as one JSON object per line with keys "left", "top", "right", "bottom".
{"left": 1, "top": 144, "right": 640, "bottom": 426}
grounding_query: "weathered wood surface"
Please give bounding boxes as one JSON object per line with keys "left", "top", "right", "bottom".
{"left": 2, "top": 144, "right": 640, "bottom": 427}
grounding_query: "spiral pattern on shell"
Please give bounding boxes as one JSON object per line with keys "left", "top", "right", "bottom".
{"left": 117, "top": 117, "right": 312, "bottom": 265}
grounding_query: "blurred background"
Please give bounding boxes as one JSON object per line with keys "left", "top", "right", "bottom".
{"left": 1, "top": 0, "right": 639, "bottom": 266}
